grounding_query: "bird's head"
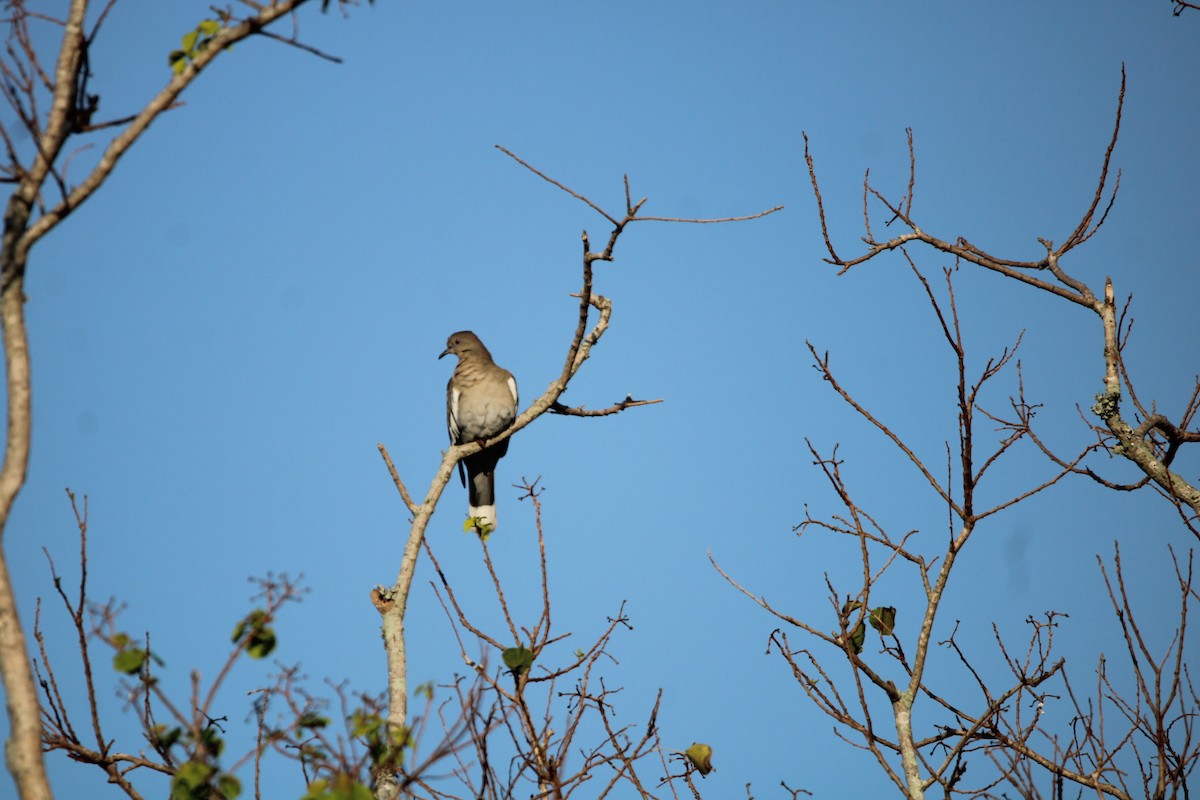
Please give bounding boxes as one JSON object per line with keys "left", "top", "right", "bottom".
{"left": 439, "top": 330, "right": 486, "bottom": 360}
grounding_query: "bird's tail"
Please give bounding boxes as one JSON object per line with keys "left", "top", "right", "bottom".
{"left": 468, "top": 469, "right": 497, "bottom": 532}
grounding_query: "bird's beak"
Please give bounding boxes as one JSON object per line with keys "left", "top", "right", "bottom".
{"left": 438, "top": 347, "right": 451, "bottom": 359}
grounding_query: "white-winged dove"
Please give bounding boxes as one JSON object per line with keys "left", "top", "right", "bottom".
{"left": 439, "top": 331, "right": 518, "bottom": 534}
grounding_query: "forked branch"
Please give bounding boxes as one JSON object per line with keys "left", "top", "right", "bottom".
{"left": 374, "top": 150, "right": 781, "bottom": 769}
{"left": 803, "top": 66, "right": 1200, "bottom": 530}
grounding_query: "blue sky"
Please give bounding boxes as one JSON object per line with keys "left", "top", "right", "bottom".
{"left": 4, "top": 1, "right": 1199, "bottom": 797}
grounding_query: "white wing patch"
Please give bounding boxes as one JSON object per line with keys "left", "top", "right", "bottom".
{"left": 448, "top": 387, "right": 461, "bottom": 443}
{"left": 506, "top": 376, "right": 518, "bottom": 408}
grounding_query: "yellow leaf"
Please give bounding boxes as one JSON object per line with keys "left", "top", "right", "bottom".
{"left": 684, "top": 742, "right": 714, "bottom": 775}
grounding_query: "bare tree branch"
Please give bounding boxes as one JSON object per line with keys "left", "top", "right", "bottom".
{"left": 802, "top": 66, "right": 1200, "bottom": 532}
{"left": 0, "top": 3, "right": 372, "bottom": 797}
{"left": 375, "top": 149, "right": 781, "bottom": 796}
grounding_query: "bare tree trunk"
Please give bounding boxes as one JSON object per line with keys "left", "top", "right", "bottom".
{"left": 0, "top": 3, "right": 354, "bottom": 797}
{"left": 0, "top": 237, "right": 48, "bottom": 800}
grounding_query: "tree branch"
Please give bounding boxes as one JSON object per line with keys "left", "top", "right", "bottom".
{"left": 376, "top": 152, "right": 782, "bottom": 779}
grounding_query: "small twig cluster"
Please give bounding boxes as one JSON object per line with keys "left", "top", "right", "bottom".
{"left": 35, "top": 490, "right": 505, "bottom": 800}
{"left": 411, "top": 478, "right": 672, "bottom": 800}
{"left": 35, "top": 490, "right": 315, "bottom": 800}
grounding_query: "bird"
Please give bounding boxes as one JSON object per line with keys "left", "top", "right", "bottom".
{"left": 439, "top": 331, "right": 518, "bottom": 535}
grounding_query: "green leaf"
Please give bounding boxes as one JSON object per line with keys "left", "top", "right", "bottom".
{"left": 151, "top": 724, "right": 183, "bottom": 750}
{"left": 463, "top": 515, "right": 496, "bottom": 539}
{"left": 869, "top": 606, "right": 897, "bottom": 636}
{"left": 246, "top": 627, "right": 276, "bottom": 659}
{"left": 350, "top": 710, "right": 383, "bottom": 740}
{"left": 298, "top": 713, "right": 330, "bottom": 729}
{"left": 231, "top": 614, "right": 265, "bottom": 642}
{"left": 233, "top": 609, "right": 274, "bottom": 657}
{"left": 199, "top": 725, "right": 225, "bottom": 757}
{"left": 849, "top": 620, "right": 866, "bottom": 654}
{"left": 297, "top": 742, "right": 329, "bottom": 762}
{"left": 216, "top": 773, "right": 241, "bottom": 799}
{"left": 303, "top": 774, "right": 375, "bottom": 800}
{"left": 342, "top": 782, "right": 375, "bottom": 800}
{"left": 413, "top": 681, "right": 434, "bottom": 701}
{"left": 171, "top": 760, "right": 215, "bottom": 800}
{"left": 113, "top": 647, "right": 147, "bottom": 674}
{"left": 347, "top": 710, "right": 408, "bottom": 768}
{"left": 684, "top": 742, "right": 715, "bottom": 775}
{"left": 502, "top": 646, "right": 534, "bottom": 676}
{"left": 171, "top": 19, "right": 223, "bottom": 74}
{"left": 389, "top": 724, "right": 412, "bottom": 750}
{"left": 302, "top": 779, "right": 330, "bottom": 800}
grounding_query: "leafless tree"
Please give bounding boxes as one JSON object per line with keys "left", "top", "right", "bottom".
{"left": 714, "top": 68, "right": 1198, "bottom": 799}
{"left": 805, "top": 69, "right": 1199, "bottom": 531}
